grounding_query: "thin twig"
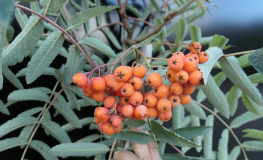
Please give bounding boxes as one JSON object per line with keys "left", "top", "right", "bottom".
{"left": 108, "top": 139, "right": 117, "bottom": 160}
{"left": 163, "top": 0, "right": 168, "bottom": 20}
{"left": 128, "top": 17, "right": 155, "bottom": 28}
{"left": 121, "top": 0, "right": 129, "bottom": 16}
{"left": 169, "top": 144, "right": 185, "bottom": 156}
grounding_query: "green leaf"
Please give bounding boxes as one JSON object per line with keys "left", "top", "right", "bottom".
{"left": 94, "top": 0, "right": 102, "bottom": 26}
{"left": 209, "top": 34, "right": 229, "bottom": 49}
{"left": 76, "top": 134, "right": 100, "bottom": 143}
{"left": 190, "top": 115, "right": 202, "bottom": 152}
{"left": 3, "top": 67, "right": 24, "bottom": 89}
{"left": 54, "top": 66, "right": 65, "bottom": 84}
{"left": 220, "top": 56, "right": 262, "bottom": 106}
{"left": 2, "top": 16, "right": 44, "bottom": 67}
{"left": 183, "top": 100, "right": 206, "bottom": 120}
{"left": 136, "top": 31, "right": 162, "bottom": 48}
{"left": 94, "top": 154, "right": 106, "bottom": 160}
{"left": 242, "top": 92, "right": 263, "bottom": 115}
{"left": 101, "top": 29, "right": 122, "bottom": 50}
{"left": 126, "top": 4, "right": 142, "bottom": 18}
{"left": 249, "top": 73, "right": 263, "bottom": 83}
{"left": 249, "top": 48, "right": 263, "bottom": 74}
{"left": 0, "top": 22, "right": 7, "bottom": 89}
{"left": 150, "top": 0, "right": 160, "bottom": 12}
{"left": 50, "top": 143, "right": 110, "bottom": 157}
{"left": 67, "top": 6, "right": 118, "bottom": 31}
{"left": 53, "top": 101, "right": 82, "bottom": 128}
{"left": 80, "top": 37, "right": 116, "bottom": 58}
{"left": 17, "top": 0, "right": 39, "bottom": 2}
{"left": 174, "top": 126, "right": 212, "bottom": 139}
{"left": 67, "top": 85, "right": 94, "bottom": 103}
{"left": 0, "top": 116, "right": 37, "bottom": 138}
{"left": 198, "top": 47, "right": 224, "bottom": 85}
{"left": 40, "top": 0, "right": 66, "bottom": 13}
{"left": 155, "top": 19, "right": 167, "bottom": 43}
{"left": 171, "top": 19, "right": 187, "bottom": 52}
{"left": 6, "top": 26, "right": 14, "bottom": 42}
{"left": 242, "top": 140, "right": 263, "bottom": 151}
{"left": 200, "top": 75, "right": 230, "bottom": 118}
{"left": 143, "top": 3, "right": 154, "bottom": 19}
{"left": 124, "top": 119, "right": 147, "bottom": 127}
{"left": 242, "top": 129, "right": 263, "bottom": 141}
{"left": 16, "top": 67, "right": 55, "bottom": 78}
{"left": 228, "top": 146, "right": 240, "bottom": 160}
{"left": 237, "top": 53, "right": 251, "bottom": 68}
{"left": 30, "top": 1, "right": 41, "bottom": 12}
{"left": 30, "top": 140, "right": 59, "bottom": 160}
{"left": 189, "top": 25, "right": 201, "bottom": 42}
{"left": 111, "top": 131, "right": 153, "bottom": 144}
{"left": 41, "top": 121, "right": 71, "bottom": 143}
{"left": 151, "top": 120, "right": 200, "bottom": 147}
{"left": 227, "top": 86, "right": 242, "bottom": 116}
{"left": 181, "top": 116, "right": 191, "bottom": 128}
{"left": 203, "top": 115, "right": 214, "bottom": 159}
{"left": 15, "top": 8, "right": 29, "bottom": 29}
{"left": 62, "top": 117, "right": 93, "bottom": 132}
{"left": 218, "top": 129, "right": 229, "bottom": 160}
{"left": 161, "top": 153, "right": 209, "bottom": 160}
{"left": 0, "top": 0, "right": 14, "bottom": 25}
{"left": 19, "top": 125, "right": 35, "bottom": 144}
{"left": 63, "top": 45, "right": 81, "bottom": 84}
{"left": 8, "top": 89, "right": 50, "bottom": 103}
{"left": 0, "top": 138, "right": 27, "bottom": 152}
{"left": 230, "top": 109, "right": 263, "bottom": 128}
{"left": 0, "top": 100, "right": 10, "bottom": 115}
{"left": 17, "top": 107, "right": 42, "bottom": 117}
{"left": 64, "top": 88, "right": 80, "bottom": 111}
{"left": 26, "top": 31, "right": 64, "bottom": 84}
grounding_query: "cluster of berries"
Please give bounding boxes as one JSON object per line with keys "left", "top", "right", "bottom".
{"left": 72, "top": 42, "right": 209, "bottom": 135}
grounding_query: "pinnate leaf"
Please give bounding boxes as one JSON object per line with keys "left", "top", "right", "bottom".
{"left": 111, "top": 131, "right": 153, "bottom": 144}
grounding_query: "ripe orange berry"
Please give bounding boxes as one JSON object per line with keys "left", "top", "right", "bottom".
{"left": 72, "top": 73, "right": 88, "bottom": 87}
{"left": 134, "top": 105, "right": 149, "bottom": 120}
{"left": 189, "top": 42, "right": 201, "bottom": 54}
{"left": 168, "top": 56, "right": 184, "bottom": 71}
{"left": 129, "top": 77, "right": 143, "bottom": 90}
{"left": 103, "top": 121, "right": 115, "bottom": 135}
{"left": 95, "top": 107, "right": 109, "bottom": 122}
{"left": 92, "top": 91, "right": 106, "bottom": 102}
{"left": 131, "top": 114, "right": 138, "bottom": 120}
{"left": 185, "top": 53, "right": 199, "bottom": 64}
{"left": 198, "top": 52, "right": 209, "bottom": 63}
{"left": 183, "top": 57, "right": 197, "bottom": 72}
{"left": 133, "top": 65, "right": 147, "bottom": 78}
{"left": 173, "top": 52, "right": 185, "bottom": 61}
{"left": 144, "top": 93, "right": 158, "bottom": 108}
{"left": 120, "top": 97, "right": 129, "bottom": 105}
{"left": 154, "top": 84, "right": 169, "bottom": 98}
{"left": 167, "top": 94, "right": 180, "bottom": 107}
{"left": 121, "top": 104, "right": 134, "bottom": 117}
{"left": 182, "top": 82, "right": 195, "bottom": 95}
{"left": 115, "top": 126, "right": 122, "bottom": 133}
{"left": 103, "top": 74, "right": 112, "bottom": 82}
{"left": 82, "top": 79, "right": 94, "bottom": 97}
{"left": 180, "top": 95, "right": 191, "bottom": 105}
{"left": 92, "top": 77, "right": 106, "bottom": 91}
{"left": 169, "top": 82, "right": 183, "bottom": 95}
{"left": 110, "top": 114, "right": 122, "bottom": 128}
{"left": 148, "top": 107, "right": 158, "bottom": 119}
{"left": 98, "top": 122, "right": 105, "bottom": 132}
{"left": 166, "top": 70, "right": 176, "bottom": 82}
{"left": 115, "top": 89, "right": 123, "bottom": 97}
{"left": 126, "top": 66, "right": 134, "bottom": 79}
{"left": 174, "top": 70, "right": 189, "bottom": 84}
{"left": 158, "top": 110, "right": 172, "bottom": 122}
{"left": 107, "top": 75, "right": 124, "bottom": 91}
{"left": 129, "top": 91, "right": 143, "bottom": 106}
{"left": 189, "top": 70, "right": 203, "bottom": 86}
{"left": 120, "top": 83, "right": 134, "bottom": 97}
{"left": 114, "top": 66, "right": 130, "bottom": 82}
{"left": 144, "top": 91, "right": 155, "bottom": 97}
{"left": 157, "top": 99, "right": 171, "bottom": 112}
{"left": 147, "top": 72, "right": 162, "bottom": 87}
{"left": 104, "top": 96, "right": 117, "bottom": 109}
{"left": 95, "top": 116, "right": 100, "bottom": 124}
{"left": 116, "top": 104, "right": 122, "bottom": 113}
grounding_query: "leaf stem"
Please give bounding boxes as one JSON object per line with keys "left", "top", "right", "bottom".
{"left": 108, "top": 139, "right": 117, "bottom": 160}
{"left": 169, "top": 144, "right": 185, "bottom": 156}
{"left": 223, "top": 50, "right": 254, "bottom": 57}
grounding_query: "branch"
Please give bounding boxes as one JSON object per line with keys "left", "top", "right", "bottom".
{"left": 108, "top": 139, "right": 117, "bottom": 160}
{"left": 163, "top": 0, "right": 168, "bottom": 20}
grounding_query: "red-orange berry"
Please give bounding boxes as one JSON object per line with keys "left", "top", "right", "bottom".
{"left": 168, "top": 55, "right": 184, "bottom": 71}
{"left": 95, "top": 116, "right": 100, "bottom": 124}
{"left": 126, "top": 66, "right": 134, "bottom": 79}
{"left": 133, "top": 65, "right": 147, "bottom": 78}
{"left": 107, "top": 75, "right": 124, "bottom": 91}
{"left": 185, "top": 53, "right": 199, "bottom": 64}
{"left": 189, "top": 42, "right": 201, "bottom": 54}
{"left": 158, "top": 110, "right": 172, "bottom": 122}
{"left": 147, "top": 72, "right": 162, "bottom": 87}
{"left": 182, "top": 82, "right": 195, "bottom": 95}
{"left": 129, "top": 77, "right": 143, "bottom": 90}
{"left": 166, "top": 70, "right": 176, "bottom": 82}
{"left": 129, "top": 91, "right": 143, "bottom": 106}
{"left": 115, "top": 126, "right": 122, "bottom": 133}
{"left": 174, "top": 70, "right": 189, "bottom": 84}
{"left": 92, "top": 91, "right": 106, "bottom": 102}
{"left": 154, "top": 84, "right": 169, "bottom": 98}
{"left": 157, "top": 99, "right": 171, "bottom": 112}
{"left": 134, "top": 105, "right": 149, "bottom": 120}
{"left": 82, "top": 79, "right": 94, "bottom": 97}
{"left": 189, "top": 70, "right": 203, "bottom": 86}
{"left": 144, "top": 93, "right": 158, "bottom": 108}
{"left": 95, "top": 107, "right": 109, "bottom": 122}
{"left": 114, "top": 66, "right": 130, "bottom": 82}
{"left": 198, "top": 52, "right": 209, "bottom": 63}
{"left": 120, "top": 83, "right": 134, "bottom": 97}
{"left": 167, "top": 94, "right": 180, "bottom": 107}
{"left": 104, "top": 96, "right": 117, "bottom": 109}
{"left": 148, "top": 107, "right": 158, "bottom": 119}
{"left": 116, "top": 104, "right": 122, "bottom": 113}
{"left": 180, "top": 95, "right": 191, "bottom": 105}
{"left": 98, "top": 122, "right": 105, "bottom": 132}
{"left": 103, "top": 121, "right": 115, "bottom": 135}
{"left": 110, "top": 114, "right": 122, "bottom": 128}
{"left": 183, "top": 57, "right": 197, "bottom": 72}
{"left": 169, "top": 82, "right": 183, "bottom": 95}
{"left": 120, "top": 97, "right": 129, "bottom": 105}
{"left": 173, "top": 52, "right": 185, "bottom": 61}
{"left": 121, "top": 104, "right": 134, "bottom": 117}
{"left": 115, "top": 88, "right": 123, "bottom": 97}
{"left": 92, "top": 77, "right": 106, "bottom": 91}
{"left": 72, "top": 73, "right": 88, "bottom": 87}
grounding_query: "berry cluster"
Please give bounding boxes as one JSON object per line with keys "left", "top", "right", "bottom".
{"left": 72, "top": 42, "right": 209, "bottom": 135}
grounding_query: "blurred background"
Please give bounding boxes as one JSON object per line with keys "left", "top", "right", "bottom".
{"left": 0, "top": 0, "right": 263, "bottom": 159}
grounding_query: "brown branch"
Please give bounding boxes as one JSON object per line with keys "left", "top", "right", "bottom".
{"left": 163, "top": 0, "right": 168, "bottom": 20}
{"left": 128, "top": 17, "right": 155, "bottom": 28}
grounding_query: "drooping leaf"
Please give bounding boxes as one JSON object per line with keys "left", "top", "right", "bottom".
{"left": 171, "top": 19, "right": 187, "bottom": 52}
{"left": 150, "top": 0, "right": 160, "bottom": 12}
{"left": 40, "top": 0, "right": 66, "bottom": 13}
{"left": 111, "top": 131, "right": 153, "bottom": 144}
{"left": 151, "top": 120, "right": 200, "bottom": 147}
{"left": 190, "top": 25, "right": 201, "bottom": 42}
{"left": 8, "top": 89, "right": 50, "bottom": 103}
{"left": 41, "top": 121, "right": 71, "bottom": 143}
{"left": 0, "top": 116, "right": 37, "bottom": 138}
{"left": 200, "top": 75, "right": 230, "bottom": 118}
{"left": 67, "top": 6, "right": 118, "bottom": 31}
{"left": 50, "top": 143, "right": 110, "bottom": 157}
{"left": 242, "top": 129, "right": 263, "bottom": 141}
{"left": 53, "top": 101, "right": 82, "bottom": 128}
{"left": 136, "top": 31, "right": 162, "bottom": 48}
{"left": 0, "top": 0, "right": 14, "bottom": 25}
{"left": 242, "top": 141, "right": 263, "bottom": 151}
{"left": 161, "top": 153, "right": 209, "bottom": 160}
{"left": 64, "top": 88, "right": 80, "bottom": 111}
{"left": 203, "top": 115, "right": 214, "bottom": 159}
{"left": 17, "top": 107, "right": 42, "bottom": 117}
{"left": 230, "top": 109, "right": 263, "bottom": 128}
{"left": 218, "top": 129, "right": 229, "bottom": 160}
{"left": 242, "top": 92, "right": 263, "bottom": 116}
{"left": 249, "top": 73, "right": 263, "bottom": 83}
{"left": 174, "top": 126, "right": 212, "bottom": 139}
{"left": 26, "top": 31, "right": 64, "bottom": 84}
{"left": 126, "top": 4, "right": 143, "bottom": 18}
{"left": 3, "top": 67, "right": 24, "bottom": 89}
{"left": 0, "top": 138, "right": 27, "bottom": 152}
{"left": 237, "top": 53, "right": 251, "bottom": 68}
{"left": 0, "top": 22, "right": 7, "bottom": 89}
{"left": 101, "top": 29, "right": 122, "bottom": 50}
{"left": 227, "top": 86, "right": 242, "bottom": 116}
{"left": 80, "top": 37, "right": 116, "bottom": 58}
{"left": 209, "top": 34, "right": 229, "bottom": 49}
{"left": 62, "top": 117, "right": 94, "bottom": 132}
{"left": 124, "top": 119, "right": 147, "bottom": 127}
{"left": 248, "top": 48, "right": 263, "bottom": 75}
{"left": 6, "top": 26, "right": 14, "bottom": 42}
{"left": 0, "top": 100, "right": 10, "bottom": 115}
{"left": 75, "top": 134, "right": 100, "bottom": 143}
{"left": 183, "top": 100, "right": 206, "bottom": 120}
{"left": 16, "top": 67, "right": 55, "bottom": 78}
{"left": 30, "top": 140, "right": 59, "bottom": 160}
{"left": 228, "top": 146, "right": 240, "bottom": 160}
{"left": 2, "top": 16, "right": 44, "bottom": 67}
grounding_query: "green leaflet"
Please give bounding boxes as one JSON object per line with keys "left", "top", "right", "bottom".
{"left": 218, "top": 129, "right": 229, "bottom": 160}
{"left": 0, "top": 138, "right": 27, "bottom": 152}
{"left": 111, "top": 131, "right": 153, "bottom": 144}
{"left": 62, "top": 117, "right": 94, "bottom": 132}
{"left": 0, "top": 116, "right": 37, "bottom": 138}
{"left": 0, "top": 100, "right": 10, "bottom": 115}
{"left": 203, "top": 115, "right": 214, "bottom": 159}
{"left": 183, "top": 100, "right": 206, "bottom": 120}
{"left": 150, "top": 0, "right": 160, "bottom": 12}
{"left": 64, "top": 88, "right": 80, "bottom": 111}
{"left": 136, "top": 31, "right": 162, "bottom": 48}
{"left": 6, "top": 26, "right": 14, "bottom": 42}
{"left": 16, "top": 67, "right": 55, "bottom": 77}
{"left": 242, "top": 129, "right": 263, "bottom": 141}
{"left": 190, "top": 25, "right": 201, "bottom": 42}
{"left": 54, "top": 65, "right": 65, "bottom": 84}
{"left": 26, "top": 31, "right": 64, "bottom": 84}
{"left": 126, "top": 4, "right": 143, "bottom": 18}
{"left": 161, "top": 153, "right": 210, "bottom": 160}
{"left": 82, "top": 0, "right": 90, "bottom": 32}
{"left": 30, "top": 1, "right": 41, "bottom": 12}
{"left": 181, "top": 116, "right": 191, "bottom": 128}
{"left": 50, "top": 143, "right": 110, "bottom": 157}
{"left": 242, "top": 92, "right": 263, "bottom": 116}
{"left": 171, "top": 19, "right": 187, "bottom": 52}
{"left": 101, "top": 29, "right": 122, "bottom": 50}
{"left": 124, "top": 119, "right": 147, "bottom": 127}
{"left": 17, "top": 107, "right": 42, "bottom": 117}
{"left": 0, "top": 0, "right": 14, "bottom": 25}
{"left": 40, "top": 0, "right": 66, "bottom": 14}
{"left": 64, "top": 45, "right": 80, "bottom": 84}
{"left": 67, "top": 6, "right": 118, "bottom": 31}
{"left": 19, "top": 125, "right": 35, "bottom": 145}
{"left": 2, "top": 16, "right": 44, "bottom": 67}
{"left": 227, "top": 86, "right": 242, "bottom": 116}
{"left": 155, "top": 19, "right": 166, "bottom": 43}
{"left": 190, "top": 115, "right": 202, "bottom": 152}
{"left": 0, "top": 22, "right": 7, "bottom": 89}
{"left": 220, "top": 56, "right": 262, "bottom": 106}
{"left": 3, "top": 67, "right": 24, "bottom": 89}
{"left": 228, "top": 146, "right": 240, "bottom": 160}
{"left": 41, "top": 121, "right": 71, "bottom": 143}
{"left": 174, "top": 126, "right": 212, "bottom": 139}
{"left": 30, "top": 140, "right": 59, "bottom": 160}
{"left": 17, "top": 0, "right": 39, "bottom": 2}
{"left": 209, "top": 34, "right": 229, "bottom": 49}
{"left": 94, "top": 0, "right": 102, "bottom": 26}
{"left": 249, "top": 73, "right": 263, "bottom": 83}
{"left": 80, "top": 37, "right": 116, "bottom": 58}
{"left": 67, "top": 85, "right": 93, "bottom": 103}
{"left": 242, "top": 140, "right": 263, "bottom": 151}
{"left": 75, "top": 134, "right": 100, "bottom": 143}
{"left": 143, "top": 3, "right": 154, "bottom": 19}
{"left": 7, "top": 89, "right": 50, "bottom": 103}
{"left": 200, "top": 75, "right": 230, "bottom": 118}
{"left": 237, "top": 53, "right": 251, "bottom": 68}
{"left": 151, "top": 120, "right": 200, "bottom": 147}
{"left": 248, "top": 48, "right": 263, "bottom": 75}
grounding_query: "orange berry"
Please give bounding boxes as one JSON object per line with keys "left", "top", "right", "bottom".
{"left": 198, "top": 52, "right": 209, "bottom": 63}
{"left": 115, "top": 126, "right": 122, "bottom": 133}
{"left": 92, "top": 91, "right": 106, "bottom": 102}
{"left": 167, "top": 94, "right": 180, "bottom": 107}
{"left": 189, "top": 42, "right": 201, "bottom": 54}
{"left": 134, "top": 105, "right": 149, "bottom": 120}
{"left": 91, "top": 77, "right": 106, "bottom": 91}
{"left": 72, "top": 73, "right": 88, "bottom": 87}
{"left": 107, "top": 75, "right": 124, "bottom": 91}
{"left": 121, "top": 104, "right": 134, "bottom": 117}
{"left": 120, "top": 83, "right": 134, "bottom": 97}
{"left": 133, "top": 65, "right": 147, "bottom": 78}
{"left": 129, "top": 91, "right": 143, "bottom": 106}
{"left": 183, "top": 57, "right": 197, "bottom": 72}
{"left": 116, "top": 104, "right": 122, "bottom": 113}
{"left": 103, "top": 121, "right": 115, "bottom": 135}
{"left": 158, "top": 110, "right": 172, "bottom": 122}
{"left": 115, "top": 88, "right": 123, "bottom": 97}
{"left": 185, "top": 53, "right": 199, "bottom": 64}
{"left": 114, "top": 66, "right": 130, "bottom": 82}
{"left": 166, "top": 70, "right": 176, "bottom": 82}
{"left": 126, "top": 66, "right": 134, "bottom": 79}
{"left": 157, "top": 99, "right": 171, "bottom": 112}
{"left": 168, "top": 55, "right": 184, "bottom": 71}
{"left": 131, "top": 114, "right": 138, "bottom": 120}
{"left": 129, "top": 77, "right": 143, "bottom": 90}
{"left": 110, "top": 114, "right": 122, "bottom": 128}
{"left": 95, "top": 116, "right": 100, "bottom": 124}
{"left": 173, "top": 52, "right": 185, "bottom": 61}
{"left": 108, "top": 89, "right": 116, "bottom": 96}
{"left": 174, "top": 70, "right": 189, "bottom": 84}
{"left": 98, "top": 122, "right": 105, "bottom": 132}
{"left": 82, "top": 79, "right": 94, "bottom": 96}
{"left": 144, "top": 93, "right": 158, "bottom": 108}
{"left": 180, "top": 95, "right": 191, "bottom": 105}
{"left": 147, "top": 72, "right": 162, "bottom": 87}
{"left": 189, "top": 70, "right": 203, "bottom": 86}
{"left": 144, "top": 91, "right": 155, "bottom": 97}
{"left": 182, "top": 82, "right": 195, "bottom": 95}
{"left": 154, "top": 84, "right": 169, "bottom": 98}
{"left": 103, "top": 74, "right": 112, "bottom": 82}
{"left": 148, "top": 107, "right": 158, "bottom": 119}
{"left": 120, "top": 97, "right": 129, "bottom": 105}
{"left": 104, "top": 96, "right": 117, "bottom": 109}
{"left": 169, "top": 82, "right": 183, "bottom": 95}
{"left": 95, "top": 107, "right": 109, "bottom": 122}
